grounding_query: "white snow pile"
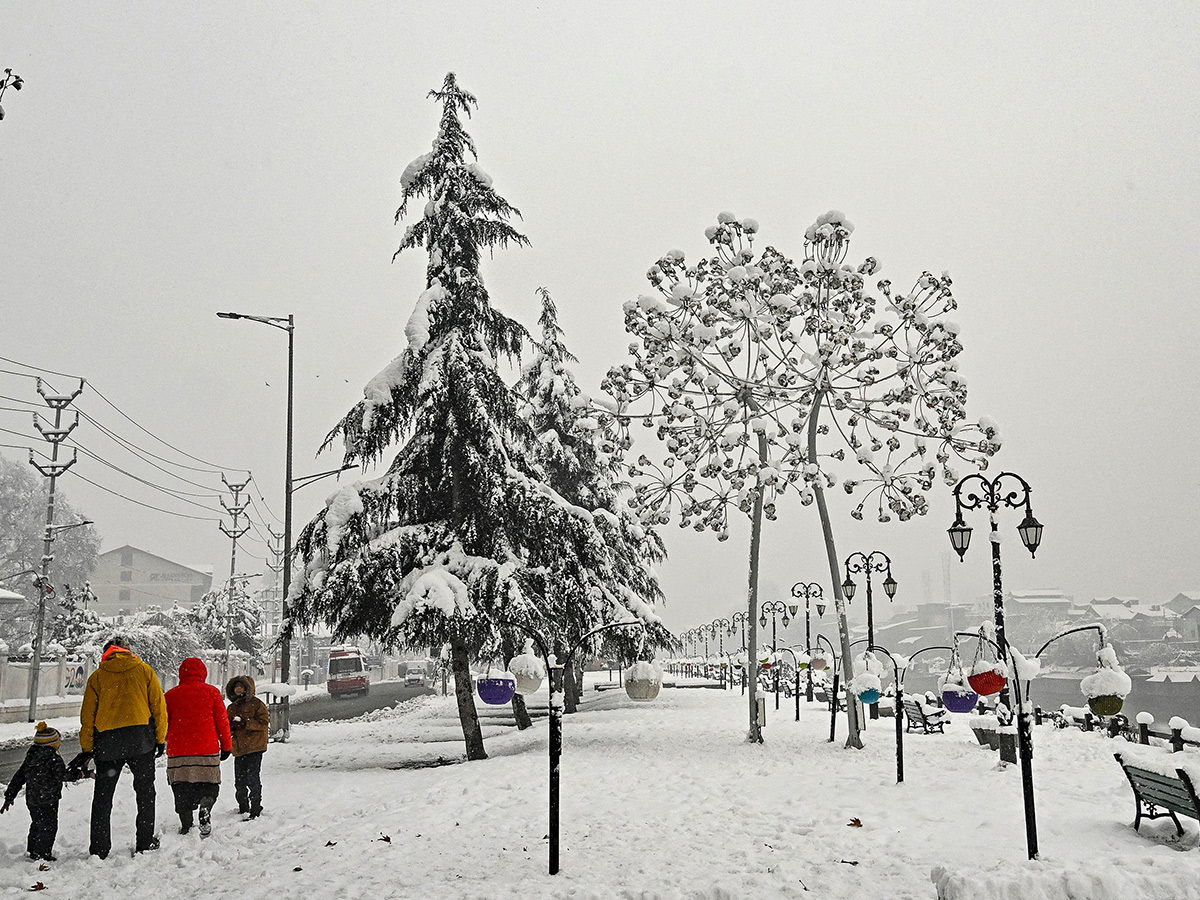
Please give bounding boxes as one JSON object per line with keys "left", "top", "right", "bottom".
{"left": 849, "top": 670, "right": 881, "bottom": 696}
{"left": 507, "top": 650, "right": 545, "bottom": 680}
{"left": 624, "top": 660, "right": 663, "bottom": 684}
{"left": 323, "top": 484, "right": 363, "bottom": 557}
{"left": 4, "top": 673, "right": 1200, "bottom": 899}
{"left": 389, "top": 565, "right": 473, "bottom": 625}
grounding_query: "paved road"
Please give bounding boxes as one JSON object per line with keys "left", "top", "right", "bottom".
{"left": 0, "top": 681, "right": 433, "bottom": 784}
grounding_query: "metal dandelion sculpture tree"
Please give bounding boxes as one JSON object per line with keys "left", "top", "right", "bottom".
{"left": 602, "top": 210, "right": 1001, "bottom": 747}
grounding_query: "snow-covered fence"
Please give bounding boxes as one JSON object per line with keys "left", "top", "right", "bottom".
{"left": 1042, "top": 703, "right": 1200, "bottom": 753}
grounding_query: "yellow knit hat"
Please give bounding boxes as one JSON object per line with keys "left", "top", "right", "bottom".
{"left": 34, "top": 721, "right": 61, "bottom": 750}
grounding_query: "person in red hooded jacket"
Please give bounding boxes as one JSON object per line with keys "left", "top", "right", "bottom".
{"left": 164, "top": 658, "right": 232, "bottom": 837}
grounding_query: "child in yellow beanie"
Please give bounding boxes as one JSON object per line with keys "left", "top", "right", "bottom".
{"left": 1, "top": 722, "right": 69, "bottom": 861}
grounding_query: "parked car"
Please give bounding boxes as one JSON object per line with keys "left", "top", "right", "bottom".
{"left": 327, "top": 647, "right": 369, "bottom": 698}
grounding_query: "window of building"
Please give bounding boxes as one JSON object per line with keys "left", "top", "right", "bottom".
{"left": 120, "top": 571, "right": 132, "bottom": 582}
{"left": 120, "top": 549, "right": 133, "bottom": 567}
{"left": 119, "top": 589, "right": 130, "bottom": 605}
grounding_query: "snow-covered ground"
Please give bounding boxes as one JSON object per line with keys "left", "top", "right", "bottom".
{"left": 2, "top": 673, "right": 1199, "bottom": 899}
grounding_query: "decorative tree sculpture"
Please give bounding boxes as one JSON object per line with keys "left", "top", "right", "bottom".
{"left": 603, "top": 211, "right": 1000, "bottom": 747}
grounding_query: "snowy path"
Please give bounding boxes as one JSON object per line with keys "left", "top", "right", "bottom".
{"left": 2, "top": 679, "right": 1199, "bottom": 899}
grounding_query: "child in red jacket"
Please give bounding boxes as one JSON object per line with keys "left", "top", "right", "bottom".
{"left": 164, "top": 658, "right": 232, "bottom": 837}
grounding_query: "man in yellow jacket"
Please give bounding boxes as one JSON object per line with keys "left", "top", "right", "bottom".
{"left": 77, "top": 637, "right": 168, "bottom": 858}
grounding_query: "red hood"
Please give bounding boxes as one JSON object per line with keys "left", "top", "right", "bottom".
{"left": 178, "top": 656, "right": 208, "bottom": 682}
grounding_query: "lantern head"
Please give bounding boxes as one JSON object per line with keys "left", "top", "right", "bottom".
{"left": 816, "top": 602, "right": 826, "bottom": 617}
{"left": 882, "top": 574, "right": 898, "bottom": 600}
{"left": 841, "top": 575, "right": 857, "bottom": 601}
{"left": 1017, "top": 511, "right": 1044, "bottom": 558}
{"left": 947, "top": 516, "right": 972, "bottom": 561}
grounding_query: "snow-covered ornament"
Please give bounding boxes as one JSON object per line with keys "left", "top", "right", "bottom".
{"left": 1080, "top": 643, "right": 1131, "bottom": 717}
{"left": 938, "top": 646, "right": 979, "bottom": 713}
{"left": 477, "top": 670, "right": 517, "bottom": 706}
{"left": 624, "top": 660, "right": 663, "bottom": 702}
{"left": 850, "top": 670, "right": 882, "bottom": 705}
{"left": 508, "top": 642, "right": 546, "bottom": 695}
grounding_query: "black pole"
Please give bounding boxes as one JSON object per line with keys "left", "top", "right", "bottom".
{"left": 805, "top": 600, "right": 814, "bottom": 702}
{"left": 991, "top": 528, "right": 1017, "bottom": 764}
{"left": 794, "top": 666, "right": 800, "bottom": 722}
{"left": 773, "top": 618, "right": 780, "bottom": 710}
{"left": 548, "top": 661, "right": 563, "bottom": 875}
{"left": 865, "top": 573, "right": 878, "bottom": 720}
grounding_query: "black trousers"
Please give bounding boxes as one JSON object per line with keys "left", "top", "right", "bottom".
{"left": 233, "top": 751, "right": 263, "bottom": 814}
{"left": 27, "top": 803, "right": 58, "bottom": 858}
{"left": 90, "top": 751, "right": 156, "bottom": 857}
{"left": 171, "top": 782, "right": 219, "bottom": 827}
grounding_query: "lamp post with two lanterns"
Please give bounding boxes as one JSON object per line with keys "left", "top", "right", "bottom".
{"left": 729, "top": 611, "right": 750, "bottom": 693}
{"left": 947, "top": 471, "right": 1043, "bottom": 768}
{"left": 759, "top": 600, "right": 790, "bottom": 709}
{"left": 947, "top": 470, "right": 1043, "bottom": 860}
{"left": 789, "top": 582, "right": 824, "bottom": 701}
{"left": 841, "top": 551, "right": 897, "bottom": 719}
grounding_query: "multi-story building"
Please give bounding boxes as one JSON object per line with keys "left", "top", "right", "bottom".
{"left": 89, "top": 545, "right": 212, "bottom": 618}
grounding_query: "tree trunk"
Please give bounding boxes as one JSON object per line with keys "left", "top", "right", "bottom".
{"left": 563, "top": 659, "right": 579, "bottom": 714}
{"left": 450, "top": 638, "right": 487, "bottom": 760}
{"left": 575, "top": 659, "right": 585, "bottom": 707}
{"left": 744, "top": 433, "right": 768, "bottom": 744}
{"left": 807, "top": 392, "right": 864, "bottom": 749}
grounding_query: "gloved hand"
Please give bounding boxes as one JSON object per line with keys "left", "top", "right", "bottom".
{"left": 155, "top": 743, "right": 165, "bottom": 758}
{"left": 1, "top": 798, "right": 12, "bottom": 814}
{"left": 220, "top": 749, "right": 231, "bottom": 761}
{"left": 67, "top": 751, "right": 93, "bottom": 781}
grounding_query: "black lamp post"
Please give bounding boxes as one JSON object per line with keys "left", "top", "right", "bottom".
{"left": 709, "top": 618, "right": 730, "bottom": 688}
{"left": 790, "top": 582, "right": 823, "bottom": 702}
{"left": 813, "top": 633, "right": 841, "bottom": 743}
{"left": 729, "top": 611, "right": 750, "bottom": 694}
{"left": 948, "top": 471, "right": 1042, "bottom": 767}
{"left": 842, "top": 551, "right": 897, "bottom": 719}
{"left": 759, "top": 600, "right": 790, "bottom": 710}
{"left": 498, "top": 619, "right": 645, "bottom": 875}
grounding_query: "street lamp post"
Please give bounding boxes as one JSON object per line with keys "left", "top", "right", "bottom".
{"left": 218, "top": 311, "right": 295, "bottom": 740}
{"left": 729, "top": 612, "right": 750, "bottom": 694}
{"left": 842, "top": 552, "right": 897, "bottom": 720}
{"left": 948, "top": 471, "right": 1043, "bottom": 860}
{"left": 947, "top": 471, "right": 1043, "bottom": 767}
{"left": 759, "top": 600, "right": 790, "bottom": 710}
{"left": 790, "top": 582, "right": 824, "bottom": 702}
{"left": 813, "top": 633, "right": 841, "bottom": 743}
{"left": 709, "top": 618, "right": 730, "bottom": 688}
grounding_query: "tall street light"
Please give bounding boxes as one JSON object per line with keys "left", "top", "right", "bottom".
{"left": 218, "top": 311, "right": 294, "bottom": 740}
{"left": 27, "top": 517, "right": 92, "bottom": 721}
{"left": 789, "top": 581, "right": 824, "bottom": 701}
{"left": 947, "top": 471, "right": 1043, "bottom": 774}
{"left": 759, "top": 600, "right": 790, "bottom": 710}
{"left": 728, "top": 611, "right": 750, "bottom": 694}
{"left": 842, "top": 551, "right": 897, "bottom": 719}
{"left": 709, "top": 617, "right": 730, "bottom": 688}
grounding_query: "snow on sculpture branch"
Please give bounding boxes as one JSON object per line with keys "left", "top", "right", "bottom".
{"left": 601, "top": 211, "right": 1002, "bottom": 533}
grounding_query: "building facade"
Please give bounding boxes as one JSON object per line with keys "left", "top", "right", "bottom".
{"left": 89, "top": 545, "right": 212, "bottom": 617}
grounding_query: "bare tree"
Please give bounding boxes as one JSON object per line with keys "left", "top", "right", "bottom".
{"left": 603, "top": 211, "right": 1000, "bottom": 747}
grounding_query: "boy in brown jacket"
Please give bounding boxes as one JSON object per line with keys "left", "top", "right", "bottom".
{"left": 224, "top": 675, "right": 269, "bottom": 819}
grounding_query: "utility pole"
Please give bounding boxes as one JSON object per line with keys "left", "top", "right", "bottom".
{"left": 220, "top": 475, "right": 250, "bottom": 684}
{"left": 27, "top": 377, "right": 83, "bottom": 721}
{"left": 265, "top": 525, "right": 283, "bottom": 679}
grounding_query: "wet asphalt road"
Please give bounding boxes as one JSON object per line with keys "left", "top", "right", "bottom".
{"left": 0, "top": 681, "right": 433, "bottom": 784}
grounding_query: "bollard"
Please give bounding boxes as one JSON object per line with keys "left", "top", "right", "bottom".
{"left": 1034, "top": 706, "right": 1043, "bottom": 726}
{"left": 1083, "top": 713, "right": 1094, "bottom": 732}
{"left": 1171, "top": 728, "right": 1185, "bottom": 753}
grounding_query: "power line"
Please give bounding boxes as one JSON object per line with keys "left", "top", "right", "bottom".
{"left": 71, "top": 471, "right": 222, "bottom": 522}
{"left": 75, "top": 410, "right": 227, "bottom": 481}
{"left": 65, "top": 443, "right": 226, "bottom": 512}
{"left": 0, "top": 355, "right": 83, "bottom": 382}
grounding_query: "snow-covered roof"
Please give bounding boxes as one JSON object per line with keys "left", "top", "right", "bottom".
{"left": 1087, "top": 603, "right": 1173, "bottom": 621}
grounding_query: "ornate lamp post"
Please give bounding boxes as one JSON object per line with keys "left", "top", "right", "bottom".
{"left": 790, "top": 582, "right": 824, "bottom": 701}
{"left": 842, "top": 551, "right": 897, "bottom": 719}
{"left": 709, "top": 617, "right": 730, "bottom": 688}
{"left": 729, "top": 611, "right": 750, "bottom": 694}
{"left": 759, "top": 600, "right": 790, "bottom": 710}
{"left": 947, "top": 471, "right": 1043, "bottom": 767}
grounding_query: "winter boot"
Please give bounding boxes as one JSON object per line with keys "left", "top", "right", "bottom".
{"left": 198, "top": 807, "right": 212, "bottom": 838}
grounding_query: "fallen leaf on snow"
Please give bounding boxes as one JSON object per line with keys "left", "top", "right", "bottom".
{"left": 293, "top": 867, "right": 303, "bottom": 872}
{"left": 376, "top": 834, "right": 391, "bottom": 843}
{"left": 840, "top": 859, "right": 859, "bottom": 866}
{"left": 29, "top": 884, "right": 46, "bottom": 892}
{"left": 37, "top": 865, "right": 49, "bottom": 872}
{"left": 325, "top": 841, "right": 338, "bottom": 847}
{"left": 847, "top": 817, "right": 863, "bottom": 827}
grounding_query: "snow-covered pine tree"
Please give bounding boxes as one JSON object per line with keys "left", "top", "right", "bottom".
{"left": 189, "top": 588, "right": 263, "bottom": 659}
{"left": 515, "top": 288, "right": 670, "bottom": 712}
{"left": 287, "top": 74, "right": 663, "bottom": 761}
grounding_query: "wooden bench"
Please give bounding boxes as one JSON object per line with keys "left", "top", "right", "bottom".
{"left": 901, "top": 698, "right": 947, "bottom": 734}
{"left": 1114, "top": 752, "right": 1200, "bottom": 838}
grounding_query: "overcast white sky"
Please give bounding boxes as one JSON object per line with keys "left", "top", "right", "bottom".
{"left": 2, "top": 3, "right": 1198, "bottom": 637}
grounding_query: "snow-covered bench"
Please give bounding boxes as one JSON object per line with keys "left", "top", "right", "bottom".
{"left": 901, "top": 697, "right": 947, "bottom": 734}
{"left": 1114, "top": 751, "right": 1200, "bottom": 839}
